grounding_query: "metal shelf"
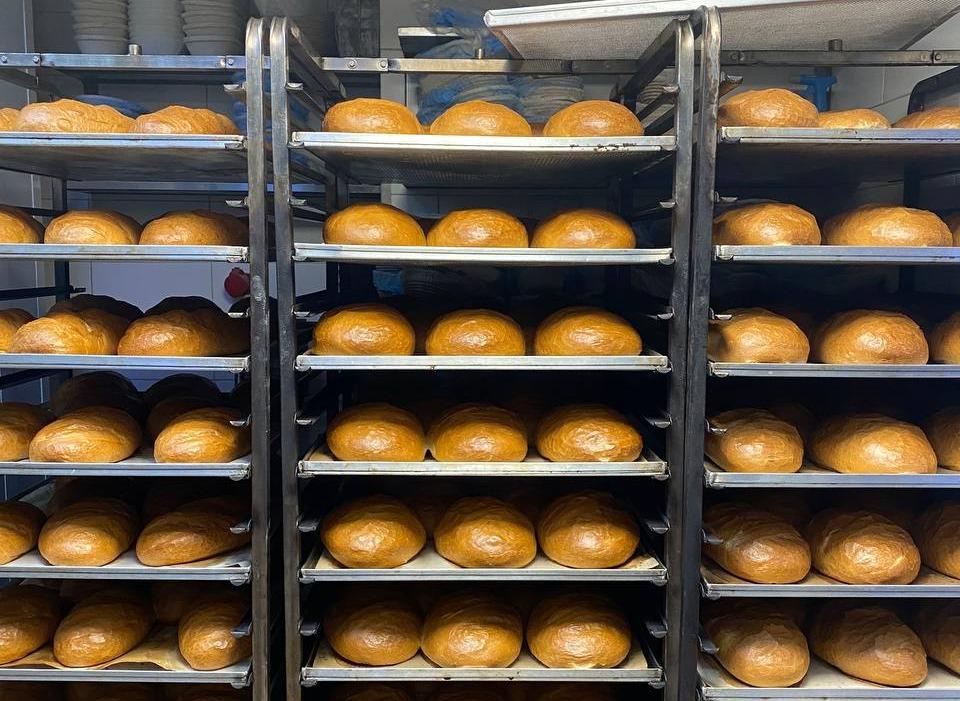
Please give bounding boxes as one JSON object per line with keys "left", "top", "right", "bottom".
{"left": 292, "top": 132, "right": 675, "bottom": 187}
{"left": 714, "top": 245, "right": 960, "bottom": 265}
{"left": 708, "top": 361, "right": 959, "bottom": 378}
{"left": 0, "top": 450, "right": 251, "bottom": 480}
{"left": 0, "top": 243, "right": 248, "bottom": 263}
{"left": 704, "top": 462, "right": 960, "bottom": 488}
{"left": 0, "top": 353, "right": 249, "bottom": 373}
{"left": 297, "top": 351, "right": 670, "bottom": 372}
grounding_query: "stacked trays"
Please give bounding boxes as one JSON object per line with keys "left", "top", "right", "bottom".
{"left": 72, "top": 0, "right": 128, "bottom": 54}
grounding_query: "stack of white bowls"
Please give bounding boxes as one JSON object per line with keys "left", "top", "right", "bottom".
{"left": 73, "top": 0, "right": 129, "bottom": 54}
{"left": 129, "top": 0, "right": 183, "bottom": 55}
{"left": 182, "top": 0, "right": 245, "bottom": 55}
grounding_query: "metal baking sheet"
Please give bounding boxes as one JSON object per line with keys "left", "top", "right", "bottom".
{"left": 0, "top": 353, "right": 249, "bottom": 373}
{"left": 297, "top": 350, "right": 670, "bottom": 372}
{"left": 293, "top": 132, "right": 674, "bottom": 187}
{"left": 0, "top": 134, "right": 248, "bottom": 182}
{"left": 0, "top": 449, "right": 251, "bottom": 479}
{"left": 714, "top": 244, "right": 960, "bottom": 265}
{"left": 708, "top": 361, "right": 959, "bottom": 378}
{"left": 0, "top": 243, "right": 248, "bottom": 263}
{"left": 704, "top": 461, "right": 960, "bottom": 488}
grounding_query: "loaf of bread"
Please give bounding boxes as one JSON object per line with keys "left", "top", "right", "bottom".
{"left": 531, "top": 209, "right": 635, "bottom": 249}
{"left": 53, "top": 588, "right": 154, "bottom": 667}
{"left": 0, "top": 308, "right": 35, "bottom": 351}
{"left": 817, "top": 108, "right": 891, "bottom": 129}
{"left": 425, "top": 309, "right": 525, "bottom": 355}
{"left": 324, "top": 203, "right": 426, "bottom": 246}
{"left": 435, "top": 496, "right": 536, "bottom": 568}
{"left": 429, "top": 101, "right": 532, "bottom": 136}
{"left": 0, "top": 205, "right": 42, "bottom": 243}
{"left": 536, "top": 404, "right": 642, "bottom": 462}
{"left": 895, "top": 107, "right": 960, "bottom": 129}
{"left": 145, "top": 396, "right": 215, "bottom": 443}
{"left": 153, "top": 407, "right": 250, "bottom": 463}
{"left": 809, "top": 413, "right": 936, "bottom": 473}
{"left": 0, "top": 585, "right": 60, "bottom": 664}
{"left": 133, "top": 106, "right": 238, "bottom": 135}
{"left": 0, "top": 500, "right": 45, "bottom": 564}
{"left": 28, "top": 406, "right": 141, "bottom": 463}
{"left": 705, "top": 408, "right": 804, "bottom": 473}
{"left": 323, "top": 98, "right": 422, "bottom": 134}
{"left": 178, "top": 590, "right": 251, "bottom": 670}
{"left": 136, "top": 496, "right": 250, "bottom": 566}
{"left": 0, "top": 107, "right": 18, "bottom": 130}
{"left": 313, "top": 304, "right": 416, "bottom": 356}
{"left": 915, "top": 602, "right": 960, "bottom": 675}
{"left": 327, "top": 403, "right": 426, "bottom": 461}
{"left": 537, "top": 490, "right": 639, "bottom": 569}
{"left": 543, "top": 101, "right": 644, "bottom": 137}
{"left": 810, "top": 603, "right": 927, "bottom": 686}
{"left": 926, "top": 406, "right": 960, "bottom": 469}
{"left": 427, "top": 404, "right": 528, "bottom": 462}
{"left": 140, "top": 210, "right": 247, "bottom": 246}
{"left": 422, "top": 590, "right": 522, "bottom": 667}
{"left": 824, "top": 205, "right": 951, "bottom": 246}
{"left": 321, "top": 494, "right": 426, "bottom": 568}
{"left": 118, "top": 306, "right": 249, "bottom": 357}
{"left": 814, "top": 309, "right": 929, "bottom": 364}
{"left": 708, "top": 308, "right": 810, "bottom": 363}
{"left": 11, "top": 308, "right": 130, "bottom": 355}
{"left": 527, "top": 591, "right": 630, "bottom": 668}
{"left": 38, "top": 497, "right": 138, "bottom": 566}
{"left": 14, "top": 99, "right": 134, "bottom": 133}
{"left": 719, "top": 89, "right": 818, "bottom": 128}
{"left": 51, "top": 371, "right": 142, "bottom": 418}
{"left": 324, "top": 590, "right": 422, "bottom": 665}
{"left": 931, "top": 312, "right": 960, "bottom": 363}
{"left": 44, "top": 210, "right": 141, "bottom": 245}
{"left": 912, "top": 501, "right": 960, "bottom": 578}
{"left": 535, "top": 306, "right": 641, "bottom": 356}
{"left": 0, "top": 402, "right": 51, "bottom": 461}
{"left": 427, "top": 209, "right": 528, "bottom": 247}
{"left": 712, "top": 203, "right": 821, "bottom": 245}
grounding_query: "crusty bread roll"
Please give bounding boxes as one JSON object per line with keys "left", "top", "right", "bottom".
{"left": 810, "top": 603, "right": 927, "bottom": 686}
{"left": 422, "top": 590, "right": 522, "bottom": 667}
{"left": 895, "top": 107, "right": 960, "bottom": 129}
{"left": 39, "top": 497, "right": 138, "bottom": 566}
{"left": 931, "top": 312, "right": 960, "bottom": 363}
{"left": 0, "top": 500, "right": 45, "bottom": 564}
{"left": 51, "top": 371, "right": 142, "bottom": 418}
{"left": 435, "top": 496, "right": 536, "bottom": 568}
{"left": 154, "top": 407, "right": 250, "bottom": 463}
{"left": 712, "top": 203, "right": 821, "bottom": 246}
{"left": 527, "top": 591, "right": 630, "bottom": 668}
{"left": 705, "top": 408, "right": 804, "bottom": 473}
{"left": 915, "top": 602, "right": 960, "bottom": 675}
{"left": 704, "top": 502, "right": 811, "bottom": 583}
{"left": 0, "top": 107, "right": 19, "bottom": 130}
{"left": 325, "top": 590, "right": 422, "bottom": 665}
{"left": 118, "top": 306, "right": 249, "bottom": 357}
{"left": 44, "top": 210, "right": 141, "bottom": 245}
{"left": 178, "top": 590, "right": 251, "bottom": 670}
{"left": 427, "top": 404, "right": 528, "bottom": 462}
{"left": 427, "top": 209, "right": 528, "bottom": 248}
{"left": 537, "top": 490, "right": 639, "bottom": 569}
{"left": 327, "top": 403, "right": 426, "bottom": 461}
{"left": 543, "top": 101, "right": 644, "bottom": 137}
{"left": 0, "top": 205, "right": 42, "bottom": 243}
{"left": 54, "top": 588, "right": 154, "bottom": 667}
{"left": 426, "top": 309, "right": 525, "bottom": 356}
{"left": 0, "top": 308, "right": 35, "bottom": 351}
{"left": 14, "top": 99, "right": 133, "bottom": 133}
{"left": 708, "top": 308, "right": 810, "bottom": 363}
{"left": 11, "top": 308, "right": 130, "bottom": 355}
{"left": 912, "top": 501, "right": 960, "bottom": 579}
{"left": 534, "top": 306, "right": 641, "bottom": 356}
{"left": 817, "top": 108, "right": 891, "bottom": 129}
{"left": 0, "top": 585, "right": 60, "bottom": 664}
{"left": 704, "top": 603, "right": 809, "bottom": 687}
{"left": 136, "top": 496, "right": 250, "bottom": 566}
{"left": 133, "top": 106, "right": 238, "bottom": 135}
{"left": 809, "top": 413, "right": 936, "bottom": 474}
{"left": 823, "top": 204, "right": 951, "bottom": 246}
{"left": 429, "top": 101, "right": 532, "bottom": 137}
{"left": 0, "top": 402, "right": 51, "bottom": 461}
{"left": 28, "top": 406, "right": 141, "bottom": 463}
{"left": 325, "top": 204, "right": 426, "bottom": 246}
{"left": 145, "top": 396, "right": 216, "bottom": 443}
{"left": 718, "top": 89, "right": 818, "bottom": 128}
{"left": 140, "top": 210, "right": 247, "bottom": 246}
{"left": 814, "top": 309, "right": 928, "bottom": 364}
{"left": 313, "top": 304, "right": 416, "bottom": 356}
{"left": 322, "top": 494, "right": 426, "bottom": 568}
{"left": 531, "top": 209, "right": 635, "bottom": 249}
{"left": 536, "top": 404, "right": 641, "bottom": 462}
{"left": 926, "top": 406, "right": 960, "bottom": 469}
{"left": 806, "top": 508, "right": 920, "bottom": 584}
{"left": 323, "top": 98, "right": 422, "bottom": 134}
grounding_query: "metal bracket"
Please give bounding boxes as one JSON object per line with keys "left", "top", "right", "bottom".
{"left": 642, "top": 513, "right": 669, "bottom": 535}
{"left": 644, "top": 615, "right": 668, "bottom": 639}
{"left": 705, "top": 420, "right": 726, "bottom": 435}
{"left": 231, "top": 612, "right": 253, "bottom": 638}
{"left": 699, "top": 627, "right": 719, "bottom": 655}
{"left": 299, "top": 618, "right": 320, "bottom": 636}
{"left": 230, "top": 518, "right": 253, "bottom": 535}
{"left": 702, "top": 526, "right": 723, "bottom": 546}
{"left": 643, "top": 410, "right": 672, "bottom": 429}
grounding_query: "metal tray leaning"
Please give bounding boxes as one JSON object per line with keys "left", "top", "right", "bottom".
{"left": 292, "top": 132, "right": 675, "bottom": 187}
{"left": 714, "top": 245, "right": 960, "bottom": 265}
{"left": 297, "top": 350, "right": 670, "bottom": 372}
{"left": 708, "top": 361, "right": 960, "bottom": 378}
{"left": 0, "top": 450, "right": 251, "bottom": 479}
{"left": 0, "top": 353, "right": 249, "bottom": 373}
{"left": 703, "top": 461, "right": 960, "bottom": 488}
{"left": 0, "top": 243, "right": 248, "bottom": 263}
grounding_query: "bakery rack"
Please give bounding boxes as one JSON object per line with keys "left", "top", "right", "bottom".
{"left": 0, "top": 19, "right": 273, "bottom": 697}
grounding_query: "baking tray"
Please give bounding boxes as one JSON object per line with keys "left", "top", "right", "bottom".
{"left": 0, "top": 449, "right": 251, "bottom": 480}
{"left": 297, "top": 350, "right": 670, "bottom": 372}
{"left": 704, "top": 461, "right": 960, "bottom": 488}
{"left": 708, "top": 361, "right": 960, "bottom": 378}
{"left": 0, "top": 243, "right": 248, "bottom": 263}
{"left": 0, "top": 353, "right": 249, "bottom": 373}
{"left": 714, "top": 244, "right": 960, "bottom": 265}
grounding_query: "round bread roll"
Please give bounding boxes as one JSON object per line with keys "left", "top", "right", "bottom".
{"left": 703, "top": 502, "right": 811, "bottom": 584}
{"left": 0, "top": 500, "right": 44, "bottom": 564}
{"left": 118, "top": 307, "right": 248, "bottom": 357}
{"left": 708, "top": 308, "right": 810, "bottom": 363}
{"left": 434, "top": 496, "right": 536, "bottom": 568}
{"left": 153, "top": 407, "right": 250, "bottom": 463}
{"left": 44, "top": 210, "right": 141, "bottom": 245}
{"left": 427, "top": 209, "right": 528, "bottom": 248}
{"left": 28, "top": 406, "right": 141, "bottom": 463}
{"left": 0, "top": 205, "right": 42, "bottom": 243}
{"left": 926, "top": 406, "right": 960, "bottom": 469}
{"left": 895, "top": 106, "right": 960, "bottom": 129}
{"left": 11, "top": 308, "right": 130, "bottom": 355}
{"left": 809, "top": 413, "right": 936, "bottom": 474}
{"left": 712, "top": 203, "right": 821, "bottom": 246}
{"left": 0, "top": 402, "right": 51, "bottom": 461}
{"left": 14, "top": 99, "right": 133, "bottom": 133}
{"left": 427, "top": 404, "right": 528, "bottom": 462}
{"left": 536, "top": 404, "right": 642, "bottom": 462}
{"left": 421, "top": 590, "right": 522, "bottom": 667}
{"left": 51, "top": 371, "right": 142, "bottom": 419}
{"left": 912, "top": 501, "right": 960, "bottom": 579}
{"left": 543, "top": 101, "right": 644, "bottom": 137}
{"left": 178, "top": 590, "right": 251, "bottom": 671}
{"left": 823, "top": 204, "right": 950, "bottom": 246}
{"left": 324, "top": 98, "right": 421, "bottom": 134}
{"left": 530, "top": 209, "right": 635, "bottom": 249}
{"left": 527, "top": 591, "right": 630, "bottom": 668}
{"left": 705, "top": 408, "right": 804, "bottom": 473}
{"left": 133, "top": 106, "right": 238, "bottom": 135}
{"left": 534, "top": 306, "right": 641, "bottom": 356}
{"left": 813, "top": 309, "right": 928, "bottom": 364}
{"left": 810, "top": 603, "right": 927, "bottom": 687}
{"left": 324, "top": 590, "right": 422, "bottom": 666}
{"left": 313, "top": 304, "right": 416, "bottom": 356}
{"left": 806, "top": 508, "right": 920, "bottom": 584}
{"left": 145, "top": 396, "right": 216, "bottom": 443}
{"left": 537, "top": 490, "right": 639, "bottom": 569}
{"left": 54, "top": 589, "right": 154, "bottom": 667}
{"left": 325, "top": 204, "right": 426, "bottom": 246}
{"left": 0, "top": 585, "right": 60, "bottom": 664}
{"left": 817, "top": 108, "right": 891, "bottom": 129}
{"left": 39, "top": 497, "right": 138, "bottom": 566}
{"left": 136, "top": 496, "right": 250, "bottom": 566}
{"left": 140, "top": 211, "right": 247, "bottom": 246}
{"left": 327, "top": 403, "right": 426, "bottom": 462}
{"left": 915, "top": 602, "right": 960, "bottom": 675}
{"left": 425, "top": 309, "right": 525, "bottom": 356}
{"left": 718, "top": 89, "right": 818, "bottom": 128}
{"left": 931, "top": 312, "right": 960, "bottom": 363}
{"left": 321, "top": 494, "right": 426, "bottom": 568}
{"left": 330, "top": 683, "right": 414, "bottom": 701}
{"left": 0, "top": 308, "right": 35, "bottom": 351}
{"left": 0, "top": 107, "right": 19, "bottom": 130}
{"left": 429, "top": 101, "right": 532, "bottom": 137}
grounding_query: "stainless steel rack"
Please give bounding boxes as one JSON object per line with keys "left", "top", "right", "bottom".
{"left": 707, "top": 361, "right": 960, "bottom": 378}
{"left": 0, "top": 451, "right": 251, "bottom": 479}
{"left": 0, "top": 354, "right": 250, "bottom": 373}
{"left": 295, "top": 352, "right": 670, "bottom": 372}
{"left": 704, "top": 462, "right": 960, "bottom": 489}
{"left": 714, "top": 245, "right": 960, "bottom": 265}
{"left": 0, "top": 243, "right": 249, "bottom": 262}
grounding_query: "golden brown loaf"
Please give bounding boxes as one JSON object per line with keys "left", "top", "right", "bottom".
{"left": 712, "top": 203, "right": 821, "bottom": 246}
{"left": 0, "top": 205, "right": 43, "bottom": 243}
{"left": 809, "top": 413, "right": 936, "bottom": 474}
{"left": 140, "top": 211, "right": 247, "bottom": 246}
{"left": 313, "top": 304, "right": 416, "bottom": 356}
{"left": 708, "top": 308, "right": 810, "bottom": 363}
{"left": 823, "top": 204, "right": 951, "bottom": 246}
{"left": 895, "top": 106, "right": 960, "bottom": 129}
{"left": 0, "top": 308, "right": 35, "bottom": 352}
{"left": 931, "top": 312, "right": 960, "bottom": 363}
{"left": 704, "top": 603, "right": 810, "bottom": 687}
{"left": 153, "top": 407, "right": 250, "bottom": 463}
{"left": 324, "top": 204, "right": 426, "bottom": 246}
{"left": 323, "top": 98, "right": 422, "bottom": 134}
{"left": 814, "top": 309, "right": 929, "bottom": 364}
{"left": 0, "top": 500, "right": 45, "bottom": 564}
{"left": 421, "top": 589, "right": 522, "bottom": 667}
{"left": 806, "top": 508, "right": 920, "bottom": 584}
{"left": 915, "top": 602, "right": 960, "bottom": 675}
{"left": 817, "top": 108, "right": 891, "bottom": 129}
{"left": 51, "top": 371, "right": 141, "bottom": 418}
{"left": 178, "top": 591, "right": 251, "bottom": 670}
{"left": 537, "top": 490, "right": 639, "bottom": 569}
{"left": 427, "top": 404, "right": 528, "bottom": 462}
{"left": 118, "top": 307, "right": 249, "bottom": 357}
{"left": 534, "top": 306, "right": 641, "bottom": 356}
{"left": 136, "top": 496, "right": 250, "bottom": 566}
{"left": 324, "top": 590, "right": 422, "bottom": 666}
{"left": 543, "top": 101, "right": 644, "bottom": 137}
{"left": 536, "top": 404, "right": 642, "bottom": 462}
{"left": 705, "top": 408, "right": 804, "bottom": 473}
{"left": 321, "top": 494, "right": 426, "bottom": 568}
{"left": 527, "top": 591, "right": 630, "bottom": 668}
{"left": 703, "top": 502, "right": 811, "bottom": 583}
{"left": 145, "top": 396, "right": 216, "bottom": 443}
{"left": 926, "top": 406, "right": 960, "bottom": 469}
{"left": 0, "top": 107, "right": 19, "bottom": 130}
{"left": 427, "top": 209, "right": 528, "bottom": 248}
{"left": 718, "top": 89, "right": 818, "bottom": 128}
{"left": 0, "top": 585, "right": 60, "bottom": 664}
{"left": 327, "top": 403, "right": 426, "bottom": 461}
{"left": 28, "top": 406, "right": 141, "bottom": 463}
{"left": 531, "top": 209, "right": 635, "bottom": 249}
{"left": 44, "top": 210, "right": 142, "bottom": 245}
{"left": 14, "top": 99, "right": 134, "bottom": 133}
{"left": 426, "top": 309, "right": 526, "bottom": 356}
{"left": 54, "top": 589, "right": 154, "bottom": 667}
{"left": 39, "top": 497, "right": 138, "bottom": 566}
{"left": 810, "top": 603, "right": 927, "bottom": 686}
{"left": 429, "top": 101, "right": 532, "bottom": 137}
{"left": 434, "top": 496, "right": 536, "bottom": 568}
{"left": 912, "top": 501, "right": 960, "bottom": 579}
{"left": 133, "top": 106, "right": 238, "bottom": 135}
{"left": 0, "top": 402, "right": 51, "bottom": 461}
{"left": 11, "top": 308, "right": 130, "bottom": 355}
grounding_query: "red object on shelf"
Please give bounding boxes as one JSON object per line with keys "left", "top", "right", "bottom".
{"left": 224, "top": 267, "right": 250, "bottom": 298}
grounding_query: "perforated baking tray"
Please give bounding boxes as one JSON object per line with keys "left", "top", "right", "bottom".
{"left": 0, "top": 450, "right": 250, "bottom": 479}
{"left": 297, "top": 351, "right": 670, "bottom": 372}
{"left": 0, "top": 353, "right": 249, "bottom": 373}
{"left": 708, "top": 361, "right": 960, "bottom": 378}
{"left": 0, "top": 243, "right": 248, "bottom": 263}
{"left": 704, "top": 461, "right": 960, "bottom": 488}
{"left": 714, "top": 245, "right": 960, "bottom": 265}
